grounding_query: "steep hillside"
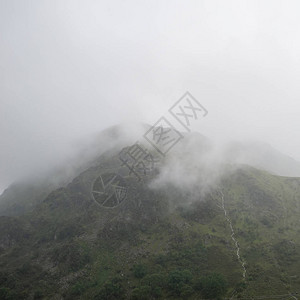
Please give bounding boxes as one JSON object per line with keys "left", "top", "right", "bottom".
{"left": 2, "top": 125, "right": 300, "bottom": 218}
{"left": 0, "top": 147, "right": 299, "bottom": 299}
{"left": 0, "top": 124, "right": 150, "bottom": 216}
{"left": 0, "top": 125, "right": 210, "bottom": 217}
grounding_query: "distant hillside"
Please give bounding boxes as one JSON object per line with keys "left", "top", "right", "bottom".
{"left": 224, "top": 140, "right": 300, "bottom": 177}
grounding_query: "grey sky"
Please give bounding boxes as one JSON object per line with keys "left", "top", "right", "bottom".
{"left": 1, "top": 0, "right": 300, "bottom": 192}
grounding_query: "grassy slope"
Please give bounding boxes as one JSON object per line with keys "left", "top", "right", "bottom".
{"left": 0, "top": 165, "right": 299, "bottom": 299}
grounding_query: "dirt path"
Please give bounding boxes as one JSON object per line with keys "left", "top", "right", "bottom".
{"left": 220, "top": 190, "right": 247, "bottom": 279}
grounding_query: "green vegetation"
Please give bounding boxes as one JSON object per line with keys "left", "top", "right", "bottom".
{"left": 95, "top": 277, "right": 125, "bottom": 300}
{"left": 0, "top": 163, "right": 300, "bottom": 299}
{"left": 133, "top": 264, "right": 148, "bottom": 279}
{"left": 194, "top": 273, "right": 227, "bottom": 299}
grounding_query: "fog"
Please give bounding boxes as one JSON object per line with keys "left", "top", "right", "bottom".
{"left": 1, "top": 0, "right": 300, "bottom": 193}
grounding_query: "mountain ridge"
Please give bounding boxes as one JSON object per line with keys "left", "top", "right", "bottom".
{"left": 0, "top": 131, "right": 300, "bottom": 298}
{"left": 2, "top": 123, "right": 300, "bottom": 217}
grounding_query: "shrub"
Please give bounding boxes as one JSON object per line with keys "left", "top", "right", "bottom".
{"left": 194, "top": 273, "right": 227, "bottom": 299}
{"left": 141, "top": 273, "right": 166, "bottom": 288}
{"left": 168, "top": 269, "right": 193, "bottom": 296}
{"left": 0, "top": 287, "right": 17, "bottom": 300}
{"left": 96, "top": 277, "right": 125, "bottom": 300}
{"left": 131, "top": 285, "right": 151, "bottom": 300}
{"left": 133, "top": 264, "right": 147, "bottom": 279}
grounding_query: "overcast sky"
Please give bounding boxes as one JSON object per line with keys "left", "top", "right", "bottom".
{"left": 1, "top": 0, "right": 300, "bottom": 192}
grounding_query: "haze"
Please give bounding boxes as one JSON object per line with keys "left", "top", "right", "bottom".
{"left": 1, "top": 0, "right": 300, "bottom": 193}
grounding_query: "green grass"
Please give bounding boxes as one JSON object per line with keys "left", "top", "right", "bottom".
{"left": 0, "top": 165, "right": 300, "bottom": 298}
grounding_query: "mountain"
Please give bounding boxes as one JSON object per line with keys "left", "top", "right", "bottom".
{"left": 223, "top": 140, "right": 300, "bottom": 177}
{"left": 2, "top": 124, "right": 300, "bottom": 217}
{"left": 0, "top": 123, "right": 150, "bottom": 216}
{"left": 0, "top": 125, "right": 300, "bottom": 299}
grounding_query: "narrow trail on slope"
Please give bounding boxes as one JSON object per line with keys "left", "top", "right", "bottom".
{"left": 219, "top": 190, "right": 247, "bottom": 279}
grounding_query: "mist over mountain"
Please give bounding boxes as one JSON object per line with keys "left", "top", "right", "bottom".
{"left": 223, "top": 141, "right": 300, "bottom": 178}
{"left": 0, "top": 123, "right": 300, "bottom": 299}
{"left": 1, "top": 1, "right": 300, "bottom": 299}
{"left": 0, "top": 123, "right": 147, "bottom": 215}
{"left": 1, "top": 123, "right": 300, "bottom": 216}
